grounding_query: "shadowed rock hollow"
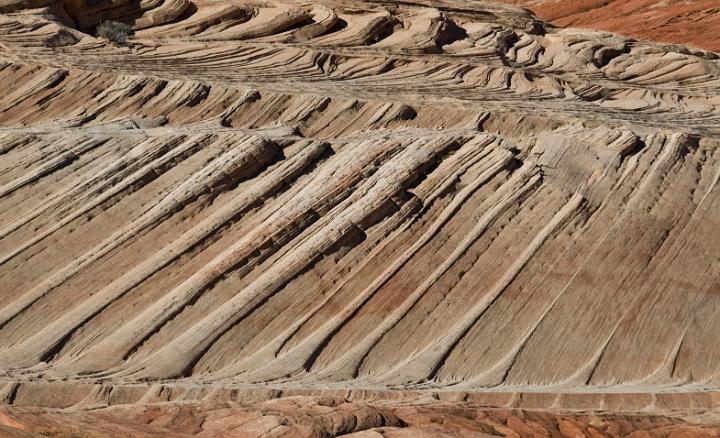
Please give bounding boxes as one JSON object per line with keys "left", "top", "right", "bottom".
{"left": 1, "top": 0, "right": 720, "bottom": 436}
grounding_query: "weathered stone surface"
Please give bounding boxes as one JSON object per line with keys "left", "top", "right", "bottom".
{"left": 0, "top": 0, "right": 719, "bottom": 435}
{"left": 3, "top": 392, "right": 720, "bottom": 438}
{"left": 500, "top": 0, "right": 720, "bottom": 51}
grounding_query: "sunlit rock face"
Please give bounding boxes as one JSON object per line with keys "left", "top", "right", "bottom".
{"left": 0, "top": 0, "right": 720, "bottom": 435}
{"left": 499, "top": 0, "right": 720, "bottom": 51}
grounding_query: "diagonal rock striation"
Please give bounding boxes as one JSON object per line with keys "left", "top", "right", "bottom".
{"left": 1, "top": 0, "right": 720, "bottom": 435}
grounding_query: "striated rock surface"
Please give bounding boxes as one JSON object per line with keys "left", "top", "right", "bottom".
{"left": 1, "top": 0, "right": 720, "bottom": 435}
{"left": 501, "top": 0, "right": 720, "bottom": 51}
{"left": 4, "top": 392, "right": 720, "bottom": 437}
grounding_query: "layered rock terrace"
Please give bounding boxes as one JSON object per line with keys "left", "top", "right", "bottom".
{"left": 1, "top": 0, "right": 720, "bottom": 435}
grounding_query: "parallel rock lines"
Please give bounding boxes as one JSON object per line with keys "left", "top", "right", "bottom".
{"left": 0, "top": 0, "right": 719, "bottom": 399}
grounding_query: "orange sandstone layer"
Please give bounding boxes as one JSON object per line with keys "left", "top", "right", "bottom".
{"left": 1, "top": 1, "right": 720, "bottom": 435}
{"left": 501, "top": 0, "right": 720, "bottom": 51}
{"left": 2, "top": 387, "right": 720, "bottom": 437}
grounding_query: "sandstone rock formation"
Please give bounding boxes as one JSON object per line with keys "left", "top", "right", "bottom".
{"left": 500, "top": 0, "right": 720, "bottom": 52}
{"left": 1, "top": 0, "right": 720, "bottom": 435}
{"left": 5, "top": 392, "right": 720, "bottom": 437}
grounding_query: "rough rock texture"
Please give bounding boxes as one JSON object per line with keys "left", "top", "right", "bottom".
{"left": 501, "top": 0, "right": 720, "bottom": 52}
{"left": 1, "top": 0, "right": 720, "bottom": 435}
{"left": 4, "top": 393, "right": 720, "bottom": 437}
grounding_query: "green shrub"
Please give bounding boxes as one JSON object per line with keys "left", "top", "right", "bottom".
{"left": 97, "top": 20, "right": 134, "bottom": 45}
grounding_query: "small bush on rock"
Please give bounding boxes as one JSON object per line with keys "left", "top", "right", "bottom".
{"left": 97, "top": 21, "right": 134, "bottom": 45}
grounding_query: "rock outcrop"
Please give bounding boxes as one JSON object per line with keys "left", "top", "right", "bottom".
{"left": 501, "top": 0, "right": 720, "bottom": 51}
{"left": 1, "top": 0, "right": 720, "bottom": 435}
{"left": 4, "top": 392, "right": 720, "bottom": 437}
